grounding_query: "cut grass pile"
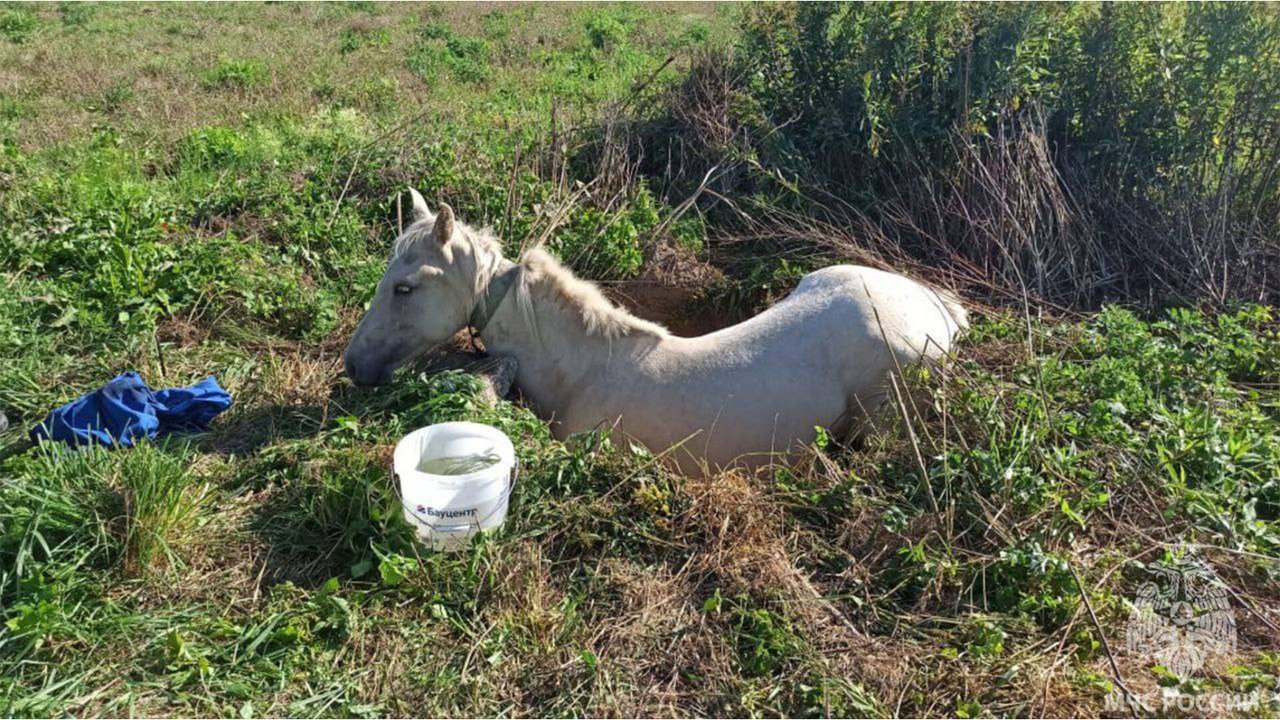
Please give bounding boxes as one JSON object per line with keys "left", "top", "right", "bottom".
{"left": 1, "top": 3, "right": 1279, "bottom": 717}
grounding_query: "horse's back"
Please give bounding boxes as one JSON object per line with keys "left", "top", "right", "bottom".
{"left": 666, "top": 263, "right": 964, "bottom": 374}
{"left": 790, "top": 264, "right": 966, "bottom": 360}
{"left": 572, "top": 263, "right": 966, "bottom": 471}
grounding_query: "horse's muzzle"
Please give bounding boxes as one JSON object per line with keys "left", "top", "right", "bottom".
{"left": 344, "top": 353, "right": 392, "bottom": 387}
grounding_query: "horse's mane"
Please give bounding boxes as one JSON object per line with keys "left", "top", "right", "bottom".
{"left": 518, "top": 247, "right": 669, "bottom": 340}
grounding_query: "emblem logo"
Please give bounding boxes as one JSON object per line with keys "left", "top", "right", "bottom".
{"left": 1125, "top": 551, "right": 1236, "bottom": 678}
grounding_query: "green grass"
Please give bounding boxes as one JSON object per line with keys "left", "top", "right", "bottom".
{"left": 0, "top": 9, "right": 39, "bottom": 43}
{"left": 203, "top": 58, "right": 269, "bottom": 90}
{"left": 1, "top": 3, "right": 1278, "bottom": 718}
{"left": 114, "top": 442, "right": 211, "bottom": 577}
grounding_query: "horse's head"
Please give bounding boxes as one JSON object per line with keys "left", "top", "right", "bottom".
{"left": 344, "top": 189, "right": 477, "bottom": 386}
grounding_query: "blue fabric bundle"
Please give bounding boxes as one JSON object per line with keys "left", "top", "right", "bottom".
{"left": 30, "top": 372, "right": 233, "bottom": 447}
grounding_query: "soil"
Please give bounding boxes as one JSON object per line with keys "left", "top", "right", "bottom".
{"left": 601, "top": 242, "right": 732, "bottom": 337}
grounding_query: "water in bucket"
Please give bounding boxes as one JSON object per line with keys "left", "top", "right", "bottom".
{"left": 416, "top": 452, "right": 502, "bottom": 475}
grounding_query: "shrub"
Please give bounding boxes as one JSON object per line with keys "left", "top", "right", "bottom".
{"left": 203, "top": 59, "right": 268, "bottom": 89}
{"left": 584, "top": 13, "right": 627, "bottom": 50}
{"left": 58, "top": 2, "right": 94, "bottom": 28}
{"left": 0, "top": 9, "right": 38, "bottom": 43}
{"left": 621, "top": 3, "right": 1280, "bottom": 307}
{"left": 407, "top": 21, "right": 491, "bottom": 84}
{"left": 550, "top": 184, "right": 658, "bottom": 279}
{"left": 339, "top": 25, "right": 389, "bottom": 55}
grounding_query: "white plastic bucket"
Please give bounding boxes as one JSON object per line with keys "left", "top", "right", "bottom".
{"left": 393, "top": 421, "right": 516, "bottom": 551}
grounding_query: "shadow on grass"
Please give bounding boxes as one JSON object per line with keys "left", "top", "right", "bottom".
{"left": 243, "top": 449, "right": 417, "bottom": 589}
{"left": 193, "top": 376, "right": 412, "bottom": 456}
{"left": 209, "top": 381, "right": 429, "bottom": 589}
{"left": 195, "top": 403, "right": 332, "bottom": 456}
{"left": 197, "top": 351, "right": 505, "bottom": 587}
{"left": 0, "top": 435, "right": 34, "bottom": 464}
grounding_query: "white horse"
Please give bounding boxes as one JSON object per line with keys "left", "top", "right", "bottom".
{"left": 345, "top": 190, "right": 968, "bottom": 474}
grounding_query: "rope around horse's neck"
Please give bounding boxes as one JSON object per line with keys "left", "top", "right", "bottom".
{"left": 469, "top": 259, "right": 520, "bottom": 334}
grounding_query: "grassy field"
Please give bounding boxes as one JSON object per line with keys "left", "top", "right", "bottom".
{"left": 3, "top": 3, "right": 1280, "bottom": 717}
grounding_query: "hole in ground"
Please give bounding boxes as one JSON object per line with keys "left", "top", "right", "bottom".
{"left": 602, "top": 279, "right": 732, "bottom": 337}
{"left": 600, "top": 244, "right": 737, "bottom": 337}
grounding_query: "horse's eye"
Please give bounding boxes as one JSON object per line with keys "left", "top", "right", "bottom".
{"left": 394, "top": 284, "right": 413, "bottom": 296}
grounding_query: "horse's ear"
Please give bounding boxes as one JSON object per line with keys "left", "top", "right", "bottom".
{"left": 408, "top": 188, "right": 431, "bottom": 223}
{"left": 433, "top": 203, "right": 455, "bottom": 246}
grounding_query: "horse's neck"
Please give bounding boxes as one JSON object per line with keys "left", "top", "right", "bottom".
{"left": 477, "top": 270, "right": 652, "bottom": 419}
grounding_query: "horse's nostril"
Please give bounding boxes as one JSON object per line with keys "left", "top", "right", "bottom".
{"left": 344, "top": 356, "right": 368, "bottom": 386}
{"left": 345, "top": 356, "right": 389, "bottom": 387}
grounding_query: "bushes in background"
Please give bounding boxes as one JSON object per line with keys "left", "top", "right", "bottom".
{"left": 627, "top": 3, "right": 1280, "bottom": 307}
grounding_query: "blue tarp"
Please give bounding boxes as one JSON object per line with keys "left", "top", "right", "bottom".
{"left": 30, "top": 372, "right": 233, "bottom": 447}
